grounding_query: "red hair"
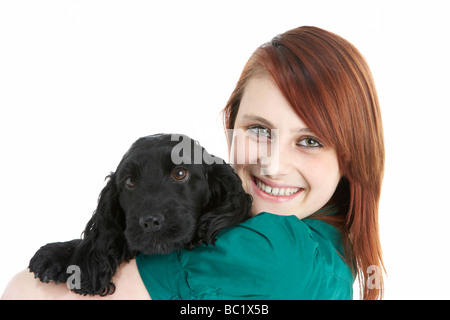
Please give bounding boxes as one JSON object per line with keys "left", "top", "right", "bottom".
{"left": 222, "top": 26, "right": 385, "bottom": 299}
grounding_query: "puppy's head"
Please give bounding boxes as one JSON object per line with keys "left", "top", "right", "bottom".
{"left": 115, "top": 134, "right": 250, "bottom": 255}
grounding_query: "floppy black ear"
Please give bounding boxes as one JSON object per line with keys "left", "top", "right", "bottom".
{"left": 69, "top": 173, "right": 134, "bottom": 296}
{"left": 198, "top": 163, "right": 252, "bottom": 245}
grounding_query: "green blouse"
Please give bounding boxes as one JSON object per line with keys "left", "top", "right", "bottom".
{"left": 136, "top": 212, "right": 354, "bottom": 300}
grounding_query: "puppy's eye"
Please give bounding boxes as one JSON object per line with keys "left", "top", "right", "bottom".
{"left": 172, "top": 167, "right": 189, "bottom": 182}
{"left": 124, "top": 177, "right": 137, "bottom": 190}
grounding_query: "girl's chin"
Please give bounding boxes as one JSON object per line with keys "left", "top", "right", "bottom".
{"left": 250, "top": 197, "right": 296, "bottom": 216}
{"left": 251, "top": 206, "right": 292, "bottom": 216}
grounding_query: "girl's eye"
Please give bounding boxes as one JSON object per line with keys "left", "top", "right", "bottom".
{"left": 248, "top": 126, "right": 271, "bottom": 138}
{"left": 298, "top": 137, "right": 322, "bottom": 148}
{"left": 172, "top": 167, "right": 189, "bottom": 182}
{"left": 124, "top": 177, "right": 137, "bottom": 190}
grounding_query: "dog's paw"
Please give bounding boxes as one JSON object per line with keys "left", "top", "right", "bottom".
{"left": 28, "top": 239, "right": 81, "bottom": 284}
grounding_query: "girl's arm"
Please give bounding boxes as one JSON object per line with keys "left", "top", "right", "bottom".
{"left": 1, "top": 259, "right": 150, "bottom": 300}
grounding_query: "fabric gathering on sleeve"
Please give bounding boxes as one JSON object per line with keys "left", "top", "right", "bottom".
{"left": 136, "top": 211, "right": 355, "bottom": 300}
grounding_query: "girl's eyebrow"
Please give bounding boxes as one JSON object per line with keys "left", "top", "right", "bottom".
{"left": 291, "top": 127, "right": 313, "bottom": 134}
{"left": 241, "top": 114, "right": 274, "bottom": 128}
{"left": 241, "top": 114, "right": 312, "bottom": 134}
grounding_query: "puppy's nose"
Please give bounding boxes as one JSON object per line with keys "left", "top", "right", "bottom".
{"left": 139, "top": 214, "right": 164, "bottom": 232}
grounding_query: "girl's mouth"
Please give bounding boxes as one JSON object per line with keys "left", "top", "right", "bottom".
{"left": 251, "top": 176, "right": 304, "bottom": 200}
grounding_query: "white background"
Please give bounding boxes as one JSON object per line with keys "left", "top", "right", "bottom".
{"left": 1, "top": 0, "right": 449, "bottom": 299}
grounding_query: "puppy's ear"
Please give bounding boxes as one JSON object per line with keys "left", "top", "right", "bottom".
{"left": 198, "top": 162, "right": 252, "bottom": 245}
{"left": 69, "top": 173, "right": 134, "bottom": 296}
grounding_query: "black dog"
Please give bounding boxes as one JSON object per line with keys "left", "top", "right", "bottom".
{"left": 29, "top": 134, "right": 252, "bottom": 296}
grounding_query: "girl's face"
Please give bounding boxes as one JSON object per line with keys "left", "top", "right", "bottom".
{"left": 229, "top": 74, "right": 341, "bottom": 219}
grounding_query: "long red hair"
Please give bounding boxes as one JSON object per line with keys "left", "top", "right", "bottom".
{"left": 222, "top": 26, "right": 385, "bottom": 300}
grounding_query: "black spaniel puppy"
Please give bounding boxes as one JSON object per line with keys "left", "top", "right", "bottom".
{"left": 29, "top": 134, "right": 252, "bottom": 296}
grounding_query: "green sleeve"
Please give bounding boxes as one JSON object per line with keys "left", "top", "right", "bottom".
{"left": 179, "top": 212, "right": 321, "bottom": 299}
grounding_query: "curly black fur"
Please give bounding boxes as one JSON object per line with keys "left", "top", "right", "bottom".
{"left": 29, "top": 134, "right": 252, "bottom": 296}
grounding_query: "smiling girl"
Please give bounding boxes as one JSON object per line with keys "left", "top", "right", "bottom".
{"left": 2, "top": 26, "right": 384, "bottom": 300}
{"left": 223, "top": 26, "right": 385, "bottom": 299}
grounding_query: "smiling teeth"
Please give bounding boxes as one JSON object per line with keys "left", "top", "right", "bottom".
{"left": 255, "top": 179, "right": 301, "bottom": 196}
